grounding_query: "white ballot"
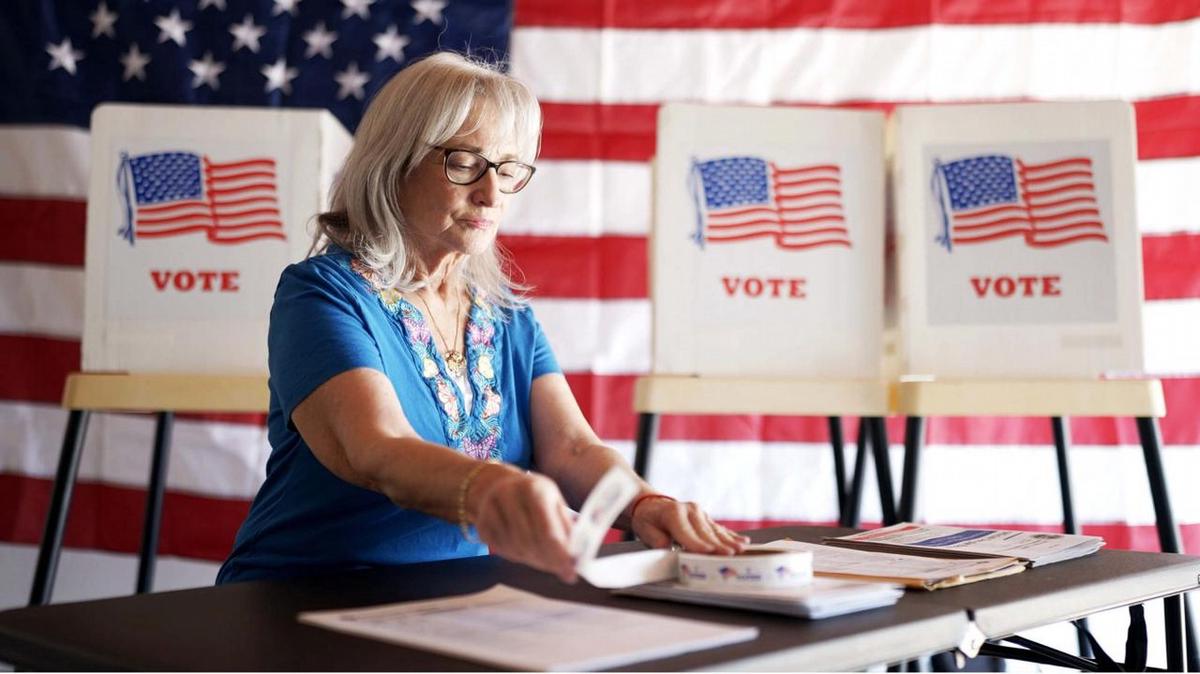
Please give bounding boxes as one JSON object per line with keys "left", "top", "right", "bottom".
{"left": 299, "top": 584, "right": 758, "bottom": 671}
{"left": 826, "top": 522, "right": 1104, "bottom": 567}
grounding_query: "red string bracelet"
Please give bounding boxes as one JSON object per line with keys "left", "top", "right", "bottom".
{"left": 630, "top": 493, "right": 676, "bottom": 519}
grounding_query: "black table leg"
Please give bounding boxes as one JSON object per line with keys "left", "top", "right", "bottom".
{"left": 1136, "top": 416, "right": 1198, "bottom": 671}
{"left": 843, "top": 418, "right": 870, "bottom": 528}
{"left": 29, "top": 409, "right": 91, "bottom": 606}
{"left": 869, "top": 417, "right": 897, "bottom": 526}
{"left": 137, "top": 412, "right": 174, "bottom": 594}
{"left": 828, "top": 416, "right": 847, "bottom": 525}
{"left": 898, "top": 416, "right": 925, "bottom": 523}
{"left": 1051, "top": 416, "right": 1092, "bottom": 658}
{"left": 626, "top": 412, "right": 660, "bottom": 541}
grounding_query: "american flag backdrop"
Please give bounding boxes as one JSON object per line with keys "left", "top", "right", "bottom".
{"left": 934, "top": 154, "right": 1107, "bottom": 251}
{"left": 2, "top": 0, "right": 1200, "bottom": 612}
{"left": 693, "top": 157, "right": 851, "bottom": 250}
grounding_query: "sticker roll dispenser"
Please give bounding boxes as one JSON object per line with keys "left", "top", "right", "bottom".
{"left": 571, "top": 467, "right": 814, "bottom": 590}
{"left": 677, "top": 549, "right": 813, "bottom": 590}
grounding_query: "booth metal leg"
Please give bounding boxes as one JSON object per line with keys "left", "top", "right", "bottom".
{"left": 626, "top": 412, "right": 660, "bottom": 541}
{"left": 1051, "top": 416, "right": 1091, "bottom": 658}
{"left": 137, "top": 412, "right": 174, "bottom": 594}
{"left": 869, "top": 417, "right": 898, "bottom": 526}
{"left": 898, "top": 417, "right": 925, "bottom": 523}
{"left": 1136, "top": 416, "right": 1198, "bottom": 671}
{"left": 843, "top": 418, "right": 869, "bottom": 528}
{"left": 828, "top": 416, "right": 847, "bottom": 525}
{"left": 29, "top": 410, "right": 91, "bottom": 606}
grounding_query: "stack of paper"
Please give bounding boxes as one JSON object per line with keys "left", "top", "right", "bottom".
{"left": 824, "top": 522, "right": 1105, "bottom": 567}
{"left": 618, "top": 576, "right": 904, "bottom": 619}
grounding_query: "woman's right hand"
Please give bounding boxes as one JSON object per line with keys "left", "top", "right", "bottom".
{"left": 466, "top": 464, "right": 578, "bottom": 583}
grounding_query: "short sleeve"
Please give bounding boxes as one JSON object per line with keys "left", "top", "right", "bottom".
{"left": 268, "top": 260, "right": 384, "bottom": 427}
{"left": 527, "top": 308, "right": 561, "bottom": 378}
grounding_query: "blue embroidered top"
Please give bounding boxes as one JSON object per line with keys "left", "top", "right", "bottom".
{"left": 216, "top": 248, "right": 560, "bottom": 584}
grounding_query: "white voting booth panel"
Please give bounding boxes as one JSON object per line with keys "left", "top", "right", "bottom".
{"left": 893, "top": 102, "right": 1145, "bottom": 378}
{"left": 652, "top": 104, "right": 885, "bottom": 378}
{"left": 83, "top": 104, "right": 351, "bottom": 373}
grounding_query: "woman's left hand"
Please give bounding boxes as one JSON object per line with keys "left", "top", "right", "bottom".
{"left": 629, "top": 497, "right": 750, "bottom": 555}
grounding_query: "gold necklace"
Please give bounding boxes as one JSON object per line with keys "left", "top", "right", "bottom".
{"left": 416, "top": 291, "right": 466, "bottom": 375}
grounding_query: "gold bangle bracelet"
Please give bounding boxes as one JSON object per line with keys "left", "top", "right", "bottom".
{"left": 457, "top": 460, "right": 496, "bottom": 542}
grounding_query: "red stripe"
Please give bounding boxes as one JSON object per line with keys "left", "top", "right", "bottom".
{"left": 1018, "top": 157, "right": 1092, "bottom": 173}
{"left": 516, "top": 0, "right": 1200, "bottom": 28}
{"left": 3, "top": 336, "right": 1200, "bottom": 446}
{"left": 539, "top": 98, "right": 1200, "bottom": 162}
{"left": 496, "top": 234, "right": 647, "bottom": 299}
{"left": 205, "top": 158, "right": 275, "bottom": 171}
{"left": 207, "top": 183, "right": 278, "bottom": 197}
{"left": 1021, "top": 181, "right": 1096, "bottom": 200}
{"left": 4, "top": 202, "right": 1200, "bottom": 300}
{"left": 0, "top": 473, "right": 246, "bottom": 561}
{"left": 0, "top": 197, "right": 85, "bottom": 266}
{"left": 136, "top": 200, "right": 210, "bottom": 216}
{"left": 1027, "top": 232, "right": 1109, "bottom": 247}
{"left": 1, "top": 472, "right": 1197, "bottom": 560}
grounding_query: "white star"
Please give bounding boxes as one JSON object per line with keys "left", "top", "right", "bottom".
{"left": 341, "top": 0, "right": 374, "bottom": 20}
{"left": 272, "top": 0, "right": 300, "bottom": 16}
{"left": 229, "top": 14, "right": 266, "bottom": 53}
{"left": 155, "top": 9, "right": 191, "bottom": 47}
{"left": 411, "top": 0, "right": 446, "bottom": 25}
{"left": 188, "top": 51, "right": 225, "bottom": 90}
{"left": 119, "top": 43, "right": 150, "bottom": 81}
{"left": 197, "top": 0, "right": 226, "bottom": 10}
{"left": 46, "top": 38, "right": 84, "bottom": 75}
{"left": 261, "top": 58, "right": 299, "bottom": 95}
{"left": 89, "top": 2, "right": 118, "bottom": 39}
{"left": 302, "top": 22, "right": 337, "bottom": 59}
{"left": 334, "top": 62, "right": 369, "bottom": 100}
{"left": 372, "top": 25, "right": 409, "bottom": 63}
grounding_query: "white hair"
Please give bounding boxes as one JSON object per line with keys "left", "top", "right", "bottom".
{"left": 314, "top": 51, "right": 540, "bottom": 309}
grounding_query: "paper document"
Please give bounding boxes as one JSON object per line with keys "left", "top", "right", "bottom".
{"left": 825, "top": 523, "right": 1104, "bottom": 567}
{"left": 766, "top": 540, "right": 1025, "bottom": 591}
{"left": 619, "top": 576, "right": 903, "bottom": 619}
{"left": 299, "top": 584, "right": 758, "bottom": 671}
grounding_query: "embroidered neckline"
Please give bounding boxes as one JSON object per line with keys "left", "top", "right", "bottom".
{"left": 345, "top": 256, "right": 503, "bottom": 460}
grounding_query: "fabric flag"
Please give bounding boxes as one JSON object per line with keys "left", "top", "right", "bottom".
{"left": 1, "top": 0, "right": 1200, "bottom": 595}
{"left": 119, "top": 151, "right": 285, "bottom": 245}
{"left": 691, "top": 157, "right": 850, "bottom": 250}
{"left": 934, "top": 154, "right": 1106, "bottom": 251}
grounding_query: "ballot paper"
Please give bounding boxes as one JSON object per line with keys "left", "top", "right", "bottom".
{"left": 825, "top": 522, "right": 1104, "bottom": 567}
{"left": 299, "top": 584, "right": 758, "bottom": 671}
{"left": 767, "top": 540, "right": 1026, "bottom": 591}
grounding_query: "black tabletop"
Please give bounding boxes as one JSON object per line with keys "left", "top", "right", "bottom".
{"left": 1, "top": 526, "right": 1196, "bottom": 671}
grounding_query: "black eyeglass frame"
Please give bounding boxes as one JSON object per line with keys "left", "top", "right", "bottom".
{"left": 431, "top": 145, "right": 537, "bottom": 194}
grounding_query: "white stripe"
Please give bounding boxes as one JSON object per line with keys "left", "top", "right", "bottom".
{"left": 5, "top": 262, "right": 1200, "bottom": 377}
{"left": 0, "top": 131, "right": 1196, "bottom": 239}
{"left": 1144, "top": 298, "right": 1200, "bottom": 376}
{"left": 506, "top": 159, "right": 649, "bottom": 236}
{"left": 0, "top": 126, "right": 90, "bottom": 199}
{"left": 0, "top": 544, "right": 219, "bottom": 609}
{"left": 512, "top": 22, "right": 1200, "bottom": 104}
{"left": 607, "top": 439, "right": 1200, "bottom": 526}
{"left": 2, "top": 398, "right": 1195, "bottom": 527}
{"left": 0, "top": 401, "right": 268, "bottom": 500}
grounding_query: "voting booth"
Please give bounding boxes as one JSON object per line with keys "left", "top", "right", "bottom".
{"left": 636, "top": 103, "right": 893, "bottom": 528}
{"left": 30, "top": 104, "right": 351, "bottom": 606}
{"left": 893, "top": 101, "right": 1144, "bottom": 379}
{"left": 83, "top": 103, "right": 352, "bottom": 373}
{"left": 652, "top": 103, "right": 886, "bottom": 379}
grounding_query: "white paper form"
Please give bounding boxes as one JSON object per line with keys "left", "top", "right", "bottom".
{"left": 299, "top": 584, "right": 757, "bottom": 671}
{"left": 768, "top": 540, "right": 1024, "bottom": 586}
{"left": 830, "top": 523, "right": 1104, "bottom": 566}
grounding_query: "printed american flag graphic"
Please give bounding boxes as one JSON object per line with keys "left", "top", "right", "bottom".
{"left": 934, "top": 154, "right": 1106, "bottom": 251}
{"left": 120, "top": 151, "right": 285, "bottom": 245}
{"left": 693, "top": 157, "right": 851, "bottom": 250}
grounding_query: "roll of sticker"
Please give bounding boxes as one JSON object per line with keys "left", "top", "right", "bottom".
{"left": 676, "top": 549, "right": 813, "bottom": 589}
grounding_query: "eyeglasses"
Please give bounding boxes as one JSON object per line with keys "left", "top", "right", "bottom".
{"left": 432, "top": 146, "right": 536, "bottom": 194}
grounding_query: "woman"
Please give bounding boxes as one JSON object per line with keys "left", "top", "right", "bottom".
{"left": 217, "top": 52, "right": 745, "bottom": 585}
